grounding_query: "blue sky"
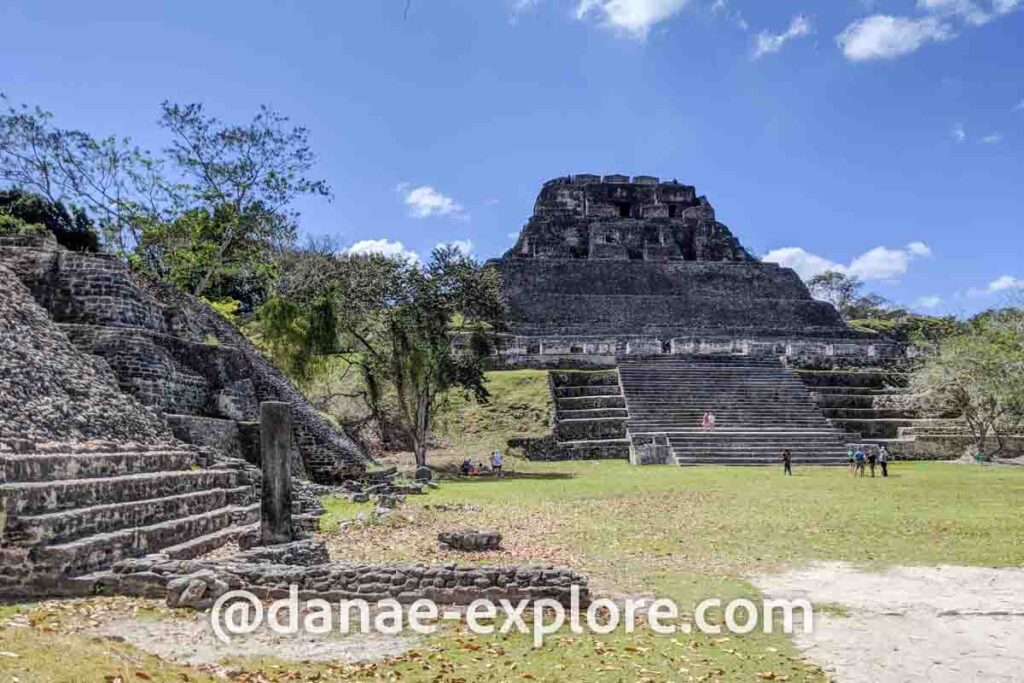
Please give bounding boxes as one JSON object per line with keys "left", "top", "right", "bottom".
{"left": 1, "top": 0, "right": 1022, "bottom": 315}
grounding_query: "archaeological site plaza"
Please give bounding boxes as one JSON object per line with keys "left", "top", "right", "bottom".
{"left": 0, "top": 173, "right": 980, "bottom": 603}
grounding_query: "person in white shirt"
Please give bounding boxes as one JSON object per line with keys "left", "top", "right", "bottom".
{"left": 490, "top": 450, "right": 503, "bottom": 475}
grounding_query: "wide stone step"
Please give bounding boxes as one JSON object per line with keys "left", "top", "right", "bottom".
{"left": 162, "top": 520, "right": 260, "bottom": 560}
{"left": 557, "top": 408, "right": 630, "bottom": 420}
{"left": 822, "top": 408, "right": 911, "bottom": 419}
{"left": 806, "top": 387, "right": 903, "bottom": 395}
{"left": 4, "top": 486, "right": 253, "bottom": 546}
{"left": 29, "top": 503, "right": 260, "bottom": 575}
{"left": 0, "top": 469, "right": 239, "bottom": 515}
{"left": 675, "top": 457, "right": 847, "bottom": 466}
{"left": 556, "top": 396, "right": 627, "bottom": 410}
{"left": 554, "top": 386, "right": 624, "bottom": 398}
{"left": 0, "top": 449, "right": 200, "bottom": 482}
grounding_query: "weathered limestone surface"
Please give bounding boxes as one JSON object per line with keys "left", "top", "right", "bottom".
{"left": 496, "top": 174, "right": 846, "bottom": 340}
{"left": 0, "top": 234, "right": 367, "bottom": 482}
{"left": 0, "top": 263, "right": 169, "bottom": 444}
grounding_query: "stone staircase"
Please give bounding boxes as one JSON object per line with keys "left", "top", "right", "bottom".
{"left": 0, "top": 444, "right": 259, "bottom": 581}
{"left": 549, "top": 370, "right": 631, "bottom": 459}
{"left": 618, "top": 355, "right": 851, "bottom": 465}
{"left": 794, "top": 368, "right": 921, "bottom": 454}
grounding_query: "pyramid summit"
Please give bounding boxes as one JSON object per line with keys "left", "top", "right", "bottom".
{"left": 495, "top": 174, "right": 855, "bottom": 348}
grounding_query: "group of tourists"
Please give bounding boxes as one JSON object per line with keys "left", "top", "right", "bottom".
{"left": 699, "top": 411, "right": 717, "bottom": 431}
{"left": 849, "top": 445, "right": 890, "bottom": 477}
{"left": 780, "top": 445, "right": 891, "bottom": 477}
{"left": 460, "top": 450, "right": 504, "bottom": 476}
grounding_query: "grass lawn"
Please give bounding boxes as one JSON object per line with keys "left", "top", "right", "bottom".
{"left": 3, "top": 461, "right": 1023, "bottom": 681}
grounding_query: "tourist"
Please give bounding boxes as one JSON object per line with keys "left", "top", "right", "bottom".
{"left": 781, "top": 449, "right": 792, "bottom": 476}
{"left": 460, "top": 458, "right": 473, "bottom": 476}
{"left": 699, "top": 412, "right": 710, "bottom": 430}
{"left": 854, "top": 447, "right": 866, "bottom": 476}
{"left": 879, "top": 445, "right": 889, "bottom": 478}
{"left": 707, "top": 412, "right": 717, "bottom": 432}
{"left": 867, "top": 448, "right": 877, "bottom": 478}
{"left": 847, "top": 447, "right": 856, "bottom": 475}
{"left": 490, "top": 449, "right": 504, "bottom": 475}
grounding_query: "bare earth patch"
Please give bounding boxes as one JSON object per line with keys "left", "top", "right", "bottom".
{"left": 754, "top": 562, "right": 1024, "bottom": 682}
{"left": 90, "top": 613, "right": 416, "bottom": 668}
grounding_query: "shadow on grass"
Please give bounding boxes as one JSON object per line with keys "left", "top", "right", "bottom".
{"left": 437, "top": 471, "right": 576, "bottom": 482}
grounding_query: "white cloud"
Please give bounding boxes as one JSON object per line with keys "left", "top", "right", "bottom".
{"left": 907, "top": 241, "right": 933, "bottom": 257}
{"left": 507, "top": 231, "right": 521, "bottom": 240}
{"left": 919, "top": 0, "right": 1022, "bottom": 24}
{"left": 510, "top": 0, "right": 542, "bottom": 22}
{"left": 763, "top": 241, "right": 932, "bottom": 281}
{"left": 575, "top": 0, "right": 690, "bottom": 38}
{"left": 837, "top": 0, "right": 1021, "bottom": 61}
{"left": 397, "top": 183, "right": 467, "bottom": 219}
{"left": 981, "top": 133, "right": 1003, "bottom": 144}
{"left": 966, "top": 274, "right": 1024, "bottom": 297}
{"left": 434, "top": 239, "right": 474, "bottom": 256}
{"left": 761, "top": 247, "right": 842, "bottom": 281}
{"left": 836, "top": 14, "right": 953, "bottom": 61}
{"left": 753, "top": 15, "right": 813, "bottom": 59}
{"left": 988, "top": 275, "right": 1024, "bottom": 291}
{"left": 915, "top": 295, "right": 943, "bottom": 309}
{"left": 952, "top": 122, "right": 967, "bottom": 142}
{"left": 345, "top": 239, "right": 421, "bottom": 264}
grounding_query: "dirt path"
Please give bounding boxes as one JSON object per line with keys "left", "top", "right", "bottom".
{"left": 754, "top": 562, "right": 1024, "bottom": 682}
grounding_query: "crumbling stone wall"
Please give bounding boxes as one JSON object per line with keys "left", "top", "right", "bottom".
{"left": 0, "top": 263, "right": 170, "bottom": 444}
{"left": 0, "top": 235, "right": 367, "bottom": 481}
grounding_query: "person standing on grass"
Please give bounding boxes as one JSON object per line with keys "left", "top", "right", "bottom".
{"left": 879, "top": 445, "right": 889, "bottom": 478}
{"left": 854, "top": 447, "right": 866, "bottom": 476}
{"left": 782, "top": 449, "right": 793, "bottom": 476}
{"left": 867, "top": 448, "right": 878, "bottom": 477}
{"left": 847, "top": 447, "right": 856, "bottom": 475}
{"left": 490, "top": 449, "right": 504, "bottom": 476}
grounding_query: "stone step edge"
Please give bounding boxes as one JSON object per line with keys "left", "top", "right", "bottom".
{"left": 6, "top": 486, "right": 254, "bottom": 545}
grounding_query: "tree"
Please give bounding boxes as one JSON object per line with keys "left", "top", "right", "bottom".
{"left": 265, "top": 244, "right": 506, "bottom": 471}
{"left": 155, "top": 102, "right": 330, "bottom": 298}
{"left": 0, "top": 95, "right": 173, "bottom": 253}
{"left": 807, "top": 270, "right": 889, "bottom": 320}
{"left": 911, "top": 309, "right": 1024, "bottom": 457}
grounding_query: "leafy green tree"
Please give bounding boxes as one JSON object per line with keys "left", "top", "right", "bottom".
{"left": 912, "top": 309, "right": 1024, "bottom": 457}
{"left": 265, "top": 244, "right": 506, "bottom": 471}
{"left": 155, "top": 102, "right": 330, "bottom": 298}
{"left": 0, "top": 95, "right": 173, "bottom": 253}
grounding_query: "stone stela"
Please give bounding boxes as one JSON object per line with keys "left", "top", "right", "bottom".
{"left": 260, "top": 401, "right": 294, "bottom": 545}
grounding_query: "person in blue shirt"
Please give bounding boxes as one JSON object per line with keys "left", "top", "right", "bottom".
{"left": 854, "top": 448, "right": 866, "bottom": 477}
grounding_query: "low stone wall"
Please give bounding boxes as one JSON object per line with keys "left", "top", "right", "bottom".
{"left": 92, "top": 540, "right": 589, "bottom": 608}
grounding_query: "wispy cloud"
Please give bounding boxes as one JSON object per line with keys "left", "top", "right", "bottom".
{"left": 836, "top": 0, "right": 1021, "bottom": 61}
{"left": 762, "top": 242, "right": 932, "bottom": 281}
{"left": 837, "top": 15, "right": 953, "bottom": 61}
{"left": 753, "top": 14, "right": 813, "bottom": 59}
{"left": 967, "top": 274, "right": 1024, "bottom": 297}
{"left": 914, "top": 295, "right": 943, "bottom": 309}
{"left": 574, "top": 0, "right": 691, "bottom": 39}
{"left": 952, "top": 122, "right": 967, "bottom": 142}
{"left": 981, "top": 133, "right": 1003, "bottom": 144}
{"left": 397, "top": 183, "right": 467, "bottom": 219}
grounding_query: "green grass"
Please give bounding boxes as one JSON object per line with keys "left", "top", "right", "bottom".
{"left": 434, "top": 369, "right": 552, "bottom": 456}
{"left": 6, "top": 459, "right": 1024, "bottom": 681}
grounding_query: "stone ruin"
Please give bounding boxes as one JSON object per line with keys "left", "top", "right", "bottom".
{"left": 496, "top": 174, "right": 961, "bottom": 464}
{"left": 0, "top": 231, "right": 588, "bottom": 605}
